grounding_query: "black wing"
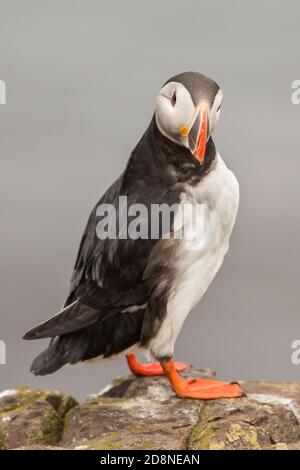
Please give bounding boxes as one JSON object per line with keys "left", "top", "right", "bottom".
{"left": 66, "top": 171, "right": 181, "bottom": 312}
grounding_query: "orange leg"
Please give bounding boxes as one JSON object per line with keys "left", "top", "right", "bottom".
{"left": 126, "top": 353, "right": 188, "bottom": 376}
{"left": 161, "top": 359, "right": 244, "bottom": 399}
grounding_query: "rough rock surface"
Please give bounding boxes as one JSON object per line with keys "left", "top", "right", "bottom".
{"left": 1, "top": 367, "right": 300, "bottom": 450}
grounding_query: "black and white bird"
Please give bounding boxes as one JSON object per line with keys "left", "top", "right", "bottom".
{"left": 24, "top": 72, "right": 243, "bottom": 399}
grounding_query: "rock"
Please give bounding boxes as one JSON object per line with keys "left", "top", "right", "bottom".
{"left": 62, "top": 367, "right": 213, "bottom": 450}
{"left": 14, "top": 445, "right": 66, "bottom": 450}
{"left": 188, "top": 380, "right": 300, "bottom": 450}
{"left": 0, "top": 386, "right": 78, "bottom": 449}
{"left": 1, "top": 368, "right": 300, "bottom": 450}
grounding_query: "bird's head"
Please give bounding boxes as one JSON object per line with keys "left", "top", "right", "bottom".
{"left": 155, "top": 71, "right": 223, "bottom": 165}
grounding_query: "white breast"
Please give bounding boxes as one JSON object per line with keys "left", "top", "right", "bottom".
{"left": 148, "top": 153, "right": 239, "bottom": 359}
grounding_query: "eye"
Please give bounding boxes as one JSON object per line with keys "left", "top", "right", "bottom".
{"left": 170, "top": 91, "right": 176, "bottom": 107}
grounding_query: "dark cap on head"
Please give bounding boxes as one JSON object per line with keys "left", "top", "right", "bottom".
{"left": 164, "top": 71, "right": 219, "bottom": 107}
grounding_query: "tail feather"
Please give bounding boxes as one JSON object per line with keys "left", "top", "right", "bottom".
{"left": 30, "top": 331, "right": 92, "bottom": 375}
{"left": 30, "top": 338, "right": 68, "bottom": 375}
{"left": 23, "top": 301, "right": 101, "bottom": 340}
{"left": 30, "top": 308, "right": 145, "bottom": 376}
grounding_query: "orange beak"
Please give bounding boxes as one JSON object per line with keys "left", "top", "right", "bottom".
{"left": 187, "top": 107, "right": 209, "bottom": 165}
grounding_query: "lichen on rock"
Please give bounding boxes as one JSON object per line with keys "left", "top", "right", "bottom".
{"left": 0, "top": 386, "right": 78, "bottom": 449}
{"left": 1, "top": 369, "right": 300, "bottom": 450}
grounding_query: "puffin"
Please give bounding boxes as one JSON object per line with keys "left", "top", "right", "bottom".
{"left": 24, "top": 71, "right": 243, "bottom": 400}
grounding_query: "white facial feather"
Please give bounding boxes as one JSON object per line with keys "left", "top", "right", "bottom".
{"left": 155, "top": 81, "right": 195, "bottom": 147}
{"left": 209, "top": 88, "right": 223, "bottom": 133}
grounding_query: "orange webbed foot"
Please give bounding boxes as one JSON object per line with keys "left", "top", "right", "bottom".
{"left": 161, "top": 360, "right": 244, "bottom": 400}
{"left": 176, "top": 378, "right": 244, "bottom": 399}
{"left": 126, "top": 354, "right": 188, "bottom": 376}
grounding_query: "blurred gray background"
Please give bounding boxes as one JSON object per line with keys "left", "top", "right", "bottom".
{"left": 0, "top": 0, "right": 299, "bottom": 400}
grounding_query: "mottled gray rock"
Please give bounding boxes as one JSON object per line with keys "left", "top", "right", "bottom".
{"left": 1, "top": 369, "right": 300, "bottom": 450}
{"left": 62, "top": 368, "right": 213, "bottom": 450}
{"left": 0, "top": 386, "right": 78, "bottom": 449}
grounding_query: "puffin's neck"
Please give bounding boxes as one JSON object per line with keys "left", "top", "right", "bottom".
{"left": 151, "top": 117, "right": 217, "bottom": 184}
{"left": 124, "top": 116, "right": 217, "bottom": 190}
